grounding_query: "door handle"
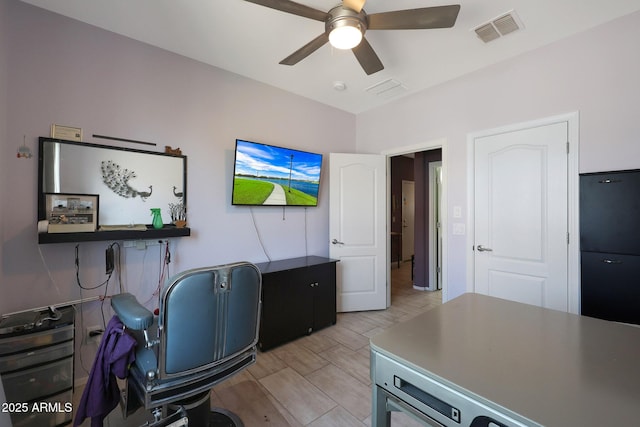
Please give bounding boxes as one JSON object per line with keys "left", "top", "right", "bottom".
{"left": 331, "top": 239, "right": 344, "bottom": 245}
{"left": 477, "top": 245, "right": 493, "bottom": 252}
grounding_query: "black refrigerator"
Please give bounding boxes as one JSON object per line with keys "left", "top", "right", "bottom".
{"left": 580, "top": 169, "right": 640, "bottom": 325}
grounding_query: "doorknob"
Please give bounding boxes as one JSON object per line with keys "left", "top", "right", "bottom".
{"left": 477, "top": 245, "right": 493, "bottom": 252}
{"left": 331, "top": 239, "right": 344, "bottom": 245}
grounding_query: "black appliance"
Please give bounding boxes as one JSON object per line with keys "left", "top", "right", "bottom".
{"left": 580, "top": 169, "right": 640, "bottom": 324}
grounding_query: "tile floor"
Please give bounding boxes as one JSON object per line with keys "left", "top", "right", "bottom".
{"left": 74, "top": 261, "right": 442, "bottom": 426}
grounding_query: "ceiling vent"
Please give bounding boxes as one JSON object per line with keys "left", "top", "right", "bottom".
{"left": 365, "top": 78, "right": 407, "bottom": 98}
{"left": 473, "top": 10, "right": 523, "bottom": 43}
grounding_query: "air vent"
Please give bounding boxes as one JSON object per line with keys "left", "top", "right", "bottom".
{"left": 365, "top": 78, "right": 407, "bottom": 98}
{"left": 473, "top": 10, "right": 523, "bottom": 43}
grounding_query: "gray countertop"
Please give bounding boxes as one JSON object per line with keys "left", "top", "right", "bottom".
{"left": 370, "top": 293, "right": 640, "bottom": 426}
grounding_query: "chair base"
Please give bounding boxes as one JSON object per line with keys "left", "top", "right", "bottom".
{"left": 209, "top": 407, "right": 244, "bottom": 427}
{"left": 168, "top": 391, "right": 243, "bottom": 427}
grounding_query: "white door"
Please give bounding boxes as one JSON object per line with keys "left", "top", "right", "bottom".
{"left": 330, "top": 153, "right": 387, "bottom": 312}
{"left": 401, "top": 180, "right": 415, "bottom": 262}
{"left": 474, "top": 121, "right": 568, "bottom": 311}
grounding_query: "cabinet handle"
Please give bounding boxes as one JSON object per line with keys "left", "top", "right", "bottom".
{"left": 602, "top": 259, "right": 622, "bottom": 264}
{"left": 597, "top": 179, "right": 622, "bottom": 184}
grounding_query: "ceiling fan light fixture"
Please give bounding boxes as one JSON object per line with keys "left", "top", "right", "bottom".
{"left": 329, "top": 21, "right": 362, "bottom": 49}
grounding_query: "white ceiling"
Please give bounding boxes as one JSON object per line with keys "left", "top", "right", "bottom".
{"left": 20, "top": 0, "right": 640, "bottom": 114}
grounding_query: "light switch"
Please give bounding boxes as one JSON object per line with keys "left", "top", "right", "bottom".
{"left": 453, "top": 206, "right": 462, "bottom": 218}
{"left": 453, "top": 223, "right": 466, "bottom": 235}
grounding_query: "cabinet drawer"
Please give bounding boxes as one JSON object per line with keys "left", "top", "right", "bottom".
{"left": 580, "top": 171, "right": 640, "bottom": 254}
{"left": 10, "top": 389, "right": 73, "bottom": 427}
{"left": 0, "top": 324, "right": 74, "bottom": 355}
{"left": 581, "top": 251, "right": 640, "bottom": 324}
{"left": 0, "top": 340, "right": 73, "bottom": 374}
{"left": 2, "top": 357, "right": 73, "bottom": 402}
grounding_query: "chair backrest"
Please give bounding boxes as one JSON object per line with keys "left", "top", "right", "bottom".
{"left": 157, "top": 262, "right": 261, "bottom": 379}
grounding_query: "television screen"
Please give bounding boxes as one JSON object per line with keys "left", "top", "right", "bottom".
{"left": 232, "top": 139, "right": 323, "bottom": 206}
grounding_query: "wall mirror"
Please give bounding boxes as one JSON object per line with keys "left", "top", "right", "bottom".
{"left": 38, "top": 137, "right": 187, "bottom": 227}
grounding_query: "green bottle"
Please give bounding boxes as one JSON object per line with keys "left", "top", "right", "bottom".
{"left": 150, "top": 208, "right": 163, "bottom": 229}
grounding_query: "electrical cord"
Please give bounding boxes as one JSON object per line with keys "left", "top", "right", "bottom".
{"left": 75, "top": 244, "right": 113, "bottom": 290}
{"left": 250, "top": 207, "right": 271, "bottom": 261}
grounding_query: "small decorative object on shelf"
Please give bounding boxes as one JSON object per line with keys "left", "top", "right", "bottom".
{"left": 169, "top": 202, "right": 187, "bottom": 228}
{"left": 150, "top": 208, "right": 163, "bottom": 229}
{"left": 45, "top": 193, "right": 98, "bottom": 233}
{"left": 50, "top": 124, "right": 82, "bottom": 141}
{"left": 164, "top": 145, "right": 182, "bottom": 155}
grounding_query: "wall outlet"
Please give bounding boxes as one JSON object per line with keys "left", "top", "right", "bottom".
{"left": 86, "top": 325, "right": 103, "bottom": 344}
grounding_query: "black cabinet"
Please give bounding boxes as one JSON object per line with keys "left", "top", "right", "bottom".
{"left": 256, "top": 256, "right": 338, "bottom": 351}
{"left": 581, "top": 252, "right": 640, "bottom": 324}
{"left": 580, "top": 170, "right": 640, "bottom": 254}
{"left": 0, "top": 307, "right": 75, "bottom": 426}
{"left": 580, "top": 170, "right": 640, "bottom": 324}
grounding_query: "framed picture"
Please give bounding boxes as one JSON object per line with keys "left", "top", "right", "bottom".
{"left": 45, "top": 193, "right": 99, "bottom": 233}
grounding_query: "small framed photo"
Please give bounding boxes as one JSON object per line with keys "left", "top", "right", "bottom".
{"left": 50, "top": 124, "right": 83, "bottom": 141}
{"left": 45, "top": 193, "right": 98, "bottom": 233}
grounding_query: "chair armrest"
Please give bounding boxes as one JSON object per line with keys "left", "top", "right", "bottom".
{"left": 111, "top": 293, "right": 154, "bottom": 330}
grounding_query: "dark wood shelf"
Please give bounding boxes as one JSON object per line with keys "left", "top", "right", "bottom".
{"left": 38, "top": 225, "right": 191, "bottom": 244}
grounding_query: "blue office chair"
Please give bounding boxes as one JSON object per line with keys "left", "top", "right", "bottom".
{"left": 110, "top": 261, "right": 262, "bottom": 426}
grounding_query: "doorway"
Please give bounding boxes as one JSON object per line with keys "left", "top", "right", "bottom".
{"left": 382, "top": 138, "right": 448, "bottom": 302}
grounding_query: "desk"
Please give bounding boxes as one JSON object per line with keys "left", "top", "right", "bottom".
{"left": 370, "top": 293, "right": 640, "bottom": 426}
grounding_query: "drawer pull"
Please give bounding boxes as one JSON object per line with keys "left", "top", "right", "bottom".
{"left": 602, "top": 259, "right": 622, "bottom": 264}
{"left": 597, "top": 179, "right": 622, "bottom": 184}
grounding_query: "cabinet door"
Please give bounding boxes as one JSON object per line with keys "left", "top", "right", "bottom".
{"left": 580, "top": 171, "right": 640, "bottom": 254}
{"left": 310, "top": 263, "right": 337, "bottom": 331}
{"left": 259, "top": 270, "right": 313, "bottom": 351}
{"left": 581, "top": 251, "right": 640, "bottom": 324}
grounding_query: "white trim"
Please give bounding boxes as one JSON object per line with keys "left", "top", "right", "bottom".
{"left": 429, "top": 162, "right": 443, "bottom": 291}
{"left": 383, "top": 138, "right": 449, "bottom": 302}
{"left": 466, "top": 112, "right": 580, "bottom": 314}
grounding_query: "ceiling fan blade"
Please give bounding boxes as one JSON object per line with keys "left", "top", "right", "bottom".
{"left": 343, "top": 0, "right": 366, "bottom": 13}
{"left": 244, "top": 0, "right": 328, "bottom": 21}
{"left": 279, "top": 33, "right": 330, "bottom": 65}
{"left": 352, "top": 37, "right": 384, "bottom": 75}
{"left": 368, "top": 5, "right": 460, "bottom": 30}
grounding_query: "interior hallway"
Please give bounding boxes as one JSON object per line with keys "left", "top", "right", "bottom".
{"left": 74, "top": 260, "right": 442, "bottom": 426}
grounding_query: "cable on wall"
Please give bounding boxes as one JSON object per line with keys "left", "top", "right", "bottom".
{"left": 142, "top": 240, "right": 171, "bottom": 309}
{"left": 304, "top": 207, "right": 309, "bottom": 257}
{"left": 37, "top": 244, "right": 63, "bottom": 301}
{"left": 250, "top": 207, "right": 272, "bottom": 262}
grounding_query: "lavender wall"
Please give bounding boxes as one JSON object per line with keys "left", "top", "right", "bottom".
{"left": 2, "top": 1, "right": 355, "bottom": 382}
{"left": 357, "top": 11, "right": 640, "bottom": 301}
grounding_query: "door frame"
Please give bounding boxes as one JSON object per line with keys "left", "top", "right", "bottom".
{"left": 466, "top": 112, "right": 581, "bottom": 314}
{"left": 382, "top": 138, "right": 449, "bottom": 302}
{"left": 401, "top": 179, "right": 415, "bottom": 262}
{"left": 429, "top": 161, "right": 442, "bottom": 291}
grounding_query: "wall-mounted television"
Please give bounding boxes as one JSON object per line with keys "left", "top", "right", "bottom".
{"left": 232, "top": 139, "right": 323, "bottom": 206}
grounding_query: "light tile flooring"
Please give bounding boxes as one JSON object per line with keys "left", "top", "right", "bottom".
{"left": 75, "top": 261, "right": 442, "bottom": 426}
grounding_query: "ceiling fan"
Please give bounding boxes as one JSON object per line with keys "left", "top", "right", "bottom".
{"left": 244, "top": 0, "right": 460, "bottom": 75}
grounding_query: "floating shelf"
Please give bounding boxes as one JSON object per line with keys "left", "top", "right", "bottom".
{"left": 38, "top": 225, "right": 191, "bottom": 244}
